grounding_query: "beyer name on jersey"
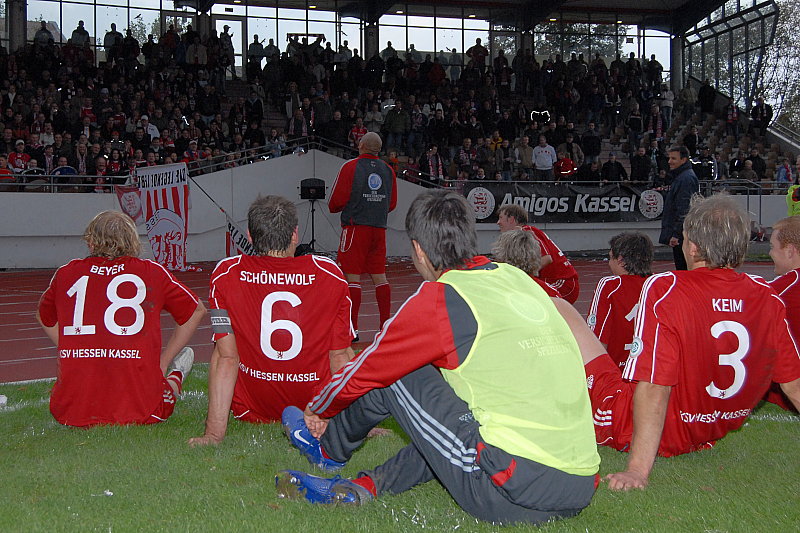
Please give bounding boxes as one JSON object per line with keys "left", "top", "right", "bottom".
{"left": 239, "top": 271, "right": 316, "bottom": 285}
{"left": 90, "top": 264, "right": 125, "bottom": 275}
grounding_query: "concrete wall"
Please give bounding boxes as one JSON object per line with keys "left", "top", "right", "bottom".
{"left": 0, "top": 150, "right": 788, "bottom": 269}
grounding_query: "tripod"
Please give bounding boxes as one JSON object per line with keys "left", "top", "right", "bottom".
{"left": 307, "top": 198, "right": 318, "bottom": 252}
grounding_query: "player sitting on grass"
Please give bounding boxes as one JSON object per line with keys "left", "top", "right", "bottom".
{"left": 765, "top": 215, "right": 800, "bottom": 411}
{"left": 496, "top": 204, "right": 580, "bottom": 303}
{"left": 587, "top": 232, "right": 654, "bottom": 368}
{"left": 491, "top": 228, "right": 561, "bottom": 298}
{"left": 189, "top": 196, "right": 355, "bottom": 446}
{"left": 275, "top": 190, "right": 600, "bottom": 526}
{"left": 584, "top": 194, "right": 800, "bottom": 490}
{"left": 37, "top": 210, "right": 205, "bottom": 427}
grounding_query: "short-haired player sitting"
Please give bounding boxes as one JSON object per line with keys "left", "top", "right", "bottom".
{"left": 189, "top": 196, "right": 354, "bottom": 446}
{"left": 492, "top": 229, "right": 561, "bottom": 298}
{"left": 496, "top": 204, "right": 580, "bottom": 303}
{"left": 37, "top": 211, "right": 205, "bottom": 427}
{"left": 584, "top": 195, "right": 800, "bottom": 490}
{"left": 587, "top": 232, "right": 654, "bottom": 367}
{"left": 765, "top": 215, "right": 800, "bottom": 410}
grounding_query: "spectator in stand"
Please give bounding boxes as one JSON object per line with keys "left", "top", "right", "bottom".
{"left": 532, "top": 134, "right": 557, "bottom": 181}
{"left": 724, "top": 97, "right": 740, "bottom": 142}
{"left": 496, "top": 138, "right": 514, "bottom": 181}
{"left": 630, "top": 146, "right": 653, "bottom": 183}
{"left": 418, "top": 144, "right": 446, "bottom": 185}
{"left": 750, "top": 96, "right": 773, "bottom": 138}
{"left": 348, "top": 117, "right": 367, "bottom": 149}
{"left": 659, "top": 84, "right": 674, "bottom": 129}
{"left": 514, "top": 135, "right": 534, "bottom": 177}
{"left": 626, "top": 103, "right": 643, "bottom": 152}
{"left": 698, "top": 79, "right": 716, "bottom": 120}
{"left": 747, "top": 148, "right": 767, "bottom": 181}
{"left": 384, "top": 101, "right": 410, "bottom": 156}
{"left": 776, "top": 157, "right": 793, "bottom": 189}
{"left": 576, "top": 160, "right": 602, "bottom": 183}
{"left": 737, "top": 159, "right": 758, "bottom": 182}
{"left": 0, "top": 155, "right": 15, "bottom": 192}
{"left": 601, "top": 153, "right": 628, "bottom": 184}
{"left": 552, "top": 133, "right": 580, "bottom": 167}
{"left": 582, "top": 122, "right": 602, "bottom": 164}
{"left": 554, "top": 152, "right": 577, "bottom": 182}
{"left": 8, "top": 140, "right": 31, "bottom": 173}
{"left": 682, "top": 126, "right": 703, "bottom": 157}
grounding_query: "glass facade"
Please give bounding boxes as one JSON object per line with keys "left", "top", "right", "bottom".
{"left": 684, "top": 0, "right": 778, "bottom": 107}
{"left": 21, "top": 1, "right": 674, "bottom": 74}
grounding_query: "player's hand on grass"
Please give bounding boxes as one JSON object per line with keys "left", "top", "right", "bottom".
{"left": 604, "top": 470, "right": 648, "bottom": 491}
{"left": 304, "top": 406, "right": 329, "bottom": 438}
{"left": 188, "top": 434, "right": 223, "bottom": 447}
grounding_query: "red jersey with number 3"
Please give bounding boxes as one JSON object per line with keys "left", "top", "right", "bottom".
{"left": 209, "top": 254, "right": 354, "bottom": 422}
{"left": 38, "top": 256, "right": 199, "bottom": 427}
{"left": 622, "top": 268, "right": 800, "bottom": 456}
{"left": 521, "top": 225, "right": 578, "bottom": 285}
{"left": 588, "top": 275, "right": 647, "bottom": 368}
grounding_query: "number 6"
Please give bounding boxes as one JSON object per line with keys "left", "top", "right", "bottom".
{"left": 260, "top": 292, "right": 303, "bottom": 361}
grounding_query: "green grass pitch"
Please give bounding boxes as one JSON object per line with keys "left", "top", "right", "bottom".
{"left": 1, "top": 365, "right": 799, "bottom": 532}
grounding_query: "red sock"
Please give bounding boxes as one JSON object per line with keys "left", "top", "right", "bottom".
{"left": 375, "top": 282, "right": 391, "bottom": 327}
{"left": 348, "top": 283, "right": 362, "bottom": 332}
{"left": 166, "top": 370, "right": 184, "bottom": 394}
{"left": 351, "top": 475, "right": 377, "bottom": 497}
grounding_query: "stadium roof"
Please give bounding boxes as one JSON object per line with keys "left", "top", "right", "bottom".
{"left": 248, "top": 0, "right": 725, "bottom": 35}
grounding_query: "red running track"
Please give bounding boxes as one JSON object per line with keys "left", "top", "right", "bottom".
{"left": 0, "top": 259, "right": 777, "bottom": 383}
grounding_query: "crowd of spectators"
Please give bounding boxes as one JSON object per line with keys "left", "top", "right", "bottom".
{"left": 0, "top": 19, "right": 793, "bottom": 194}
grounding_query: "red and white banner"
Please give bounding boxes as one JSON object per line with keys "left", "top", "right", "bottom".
{"left": 136, "top": 163, "right": 192, "bottom": 271}
{"left": 225, "top": 214, "right": 255, "bottom": 257}
{"left": 114, "top": 185, "right": 144, "bottom": 225}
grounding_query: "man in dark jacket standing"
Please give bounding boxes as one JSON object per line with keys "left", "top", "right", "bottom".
{"left": 659, "top": 146, "right": 700, "bottom": 270}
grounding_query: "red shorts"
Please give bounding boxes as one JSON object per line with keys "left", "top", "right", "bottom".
{"left": 547, "top": 276, "right": 579, "bottom": 304}
{"left": 764, "top": 383, "right": 797, "bottom": 412}
{"left": 143, "top": 378, "right": 177, "bottom": 424}
{"left": 337, "top": 225, "right": 387, "bottom": 275}
{"left": 585, "top": 354, "right": 634, "bottom": 452}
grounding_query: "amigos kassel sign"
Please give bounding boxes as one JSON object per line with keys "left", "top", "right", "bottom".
{"left": 464, "top": 182, "right": 665, "bottom": 223}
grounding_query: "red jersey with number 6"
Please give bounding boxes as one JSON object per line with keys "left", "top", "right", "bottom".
{"left": 622, "top": 268, "right": 800, "bottom": 456}
{"left": 38, "top": 256, "right": 200, "bottom": 427}
{"left": 209, "top": 254, "right": 354, "bottom": 422}
{"left": 588, "top": 275, "right": 647, "bottom": 368}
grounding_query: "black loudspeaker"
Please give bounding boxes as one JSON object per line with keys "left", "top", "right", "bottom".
{"left": 300, "top": 178, "right": 326, "bottom": 200}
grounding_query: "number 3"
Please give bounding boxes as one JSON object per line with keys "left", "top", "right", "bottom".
{"left": 260, "top": 292, "right": 303, "bottom": 361}
{"left": 706, "top": 320, "right": 749, "bottom": 399}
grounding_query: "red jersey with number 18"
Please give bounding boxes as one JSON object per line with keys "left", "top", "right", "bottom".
{"left": 622, "top": 268, "right": 800, "bottom": 456}
{"left": 38, "top": 256, "right": 200, "bottom": 427}
{"left": 588, "top": 275, "right": 647, "bottom": 368}
{"left": 209, "top": 254, "right": 354, "bottom": 422}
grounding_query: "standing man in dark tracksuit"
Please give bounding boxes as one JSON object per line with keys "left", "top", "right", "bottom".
{"left": 276, "top": 190, "right": 600, "bottom": 525}
{"left": 329, "top": 132, "right": 397, "bottom": 341}
{"left": 659, "top": 145, "right": 700, "bottom": 270}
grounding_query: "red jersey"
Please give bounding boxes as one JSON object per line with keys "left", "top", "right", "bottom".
{"left": 533, "top": 276, "right": 562, "bottom": 298}
{"left": 38, "top": 256, "right": 199, "bottom": 427}
{"left": 588, "top": 275, "right": 647, "bottom": 368}
{"left": 622, "top": 268, "right": 800, "bottom": 456}
{"left": 521, "top": 225, "right": 578, "bottom": 287}
{"left": 770, "top": 269, "right": 800, "bottom": 341}
{"left": 209, "top": 254, "right": 354, "bottom": 422}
